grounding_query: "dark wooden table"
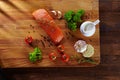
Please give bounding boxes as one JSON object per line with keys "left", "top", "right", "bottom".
{"left": 0, "top": 0, "right": 120, "bottom": 80}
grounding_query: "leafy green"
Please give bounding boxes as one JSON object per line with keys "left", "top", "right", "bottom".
{"left": 73, "top": 12, "right": 82, "bottom": 22}
{"left": 64, "top": 10, "right": 74, "bottom": 22}
{"left": 29, "top": 47, "right": 42, "bottom": 62}
{"left": 77, "top": 9, "right": 85, "bottom": 16}
{"left": 68, "top": 22, "right": 77, "bottom": 31}
{"left": 64, "top": 9, "right": 85, "bottom": 31}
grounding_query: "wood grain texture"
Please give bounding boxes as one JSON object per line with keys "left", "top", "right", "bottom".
{"left": 0, "top": 0, "right": 100, "bottom": 68}
{"left": 0, "top": 0, "right": 119, "bottom": 80}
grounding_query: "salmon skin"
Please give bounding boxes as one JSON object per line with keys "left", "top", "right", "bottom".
{"left": 32, "top": 9, "right": 64, "bottom": 44}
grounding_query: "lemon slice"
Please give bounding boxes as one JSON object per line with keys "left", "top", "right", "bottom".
{"left": 83, "top": 44, "right": 94, "bottom": 57}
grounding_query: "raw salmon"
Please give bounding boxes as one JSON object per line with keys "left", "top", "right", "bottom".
{"left": 32, "top": 9, "right": 64, "bottom": 44}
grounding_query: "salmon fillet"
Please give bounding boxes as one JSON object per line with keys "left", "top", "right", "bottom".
{"left": 32, "top": 9, "right": 64, "bottom": 44}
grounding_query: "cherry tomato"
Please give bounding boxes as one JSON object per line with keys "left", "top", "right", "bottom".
{"left": 61, "top": 53, "right": 70, "bottom": 63}
{"left": 57, "top": 45, "right": 64, "bottom": 53}
{"left": 49, "top": 52, "right": 57, "bottom": 61}
{"left": 25, "top": 36, "right": 33, "bottom": 44}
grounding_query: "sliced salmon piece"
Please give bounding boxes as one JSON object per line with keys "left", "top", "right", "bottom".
{"left": 32, "top": 9, "right": 64, "bottom": 44}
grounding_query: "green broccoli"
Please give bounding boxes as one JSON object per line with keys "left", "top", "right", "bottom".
{"left": 29, "top": 47, "right": 42, "bottom": 62}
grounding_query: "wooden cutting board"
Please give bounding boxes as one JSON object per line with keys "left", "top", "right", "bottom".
{"left": 0, "top": 0, "right": 100, "bottom": 68}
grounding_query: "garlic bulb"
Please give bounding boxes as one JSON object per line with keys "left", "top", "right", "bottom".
{"left": 74, "top": 40, "right": 87, "bottom": 53}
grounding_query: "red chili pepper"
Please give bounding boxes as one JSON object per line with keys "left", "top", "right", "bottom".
{"left": 57, "top": 44, "right": 64, "bottom": 53}
{"left": 49, "top": 52, "right": 57, "bottom": 61}
{"left": 61, "top": 53, "right": 70, "bottom": 63}
{"left": 25, "top": 36, "right": 33, "bottom": 44}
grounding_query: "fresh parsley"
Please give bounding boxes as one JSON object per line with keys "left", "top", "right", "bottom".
{"left": 64, "top": 9, "right": 85, "bottom": 31}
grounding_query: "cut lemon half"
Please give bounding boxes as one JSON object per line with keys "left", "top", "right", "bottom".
{"left": 83, "top": 44, "right": 94, "bottom": 57}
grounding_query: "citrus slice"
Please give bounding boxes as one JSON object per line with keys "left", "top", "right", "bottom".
{"left": 83, "top": 44, "right": 94, "bottom": 57}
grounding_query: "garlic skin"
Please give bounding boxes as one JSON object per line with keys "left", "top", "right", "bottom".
{"left": 74, "top": 40, "right": 87, "bottom": 53}
{"left": 57, "top": 11, "right": 62, "bottom": 19}
{"left": 50, "top": 10, "right": 62, "bottom": 19}
{"left": 51, "top": 11, "right": 57, "bottom": 16}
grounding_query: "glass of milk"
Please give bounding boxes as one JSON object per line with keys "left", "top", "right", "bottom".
{"left": 80, "top": 20, "right": 100, "bottom": 37}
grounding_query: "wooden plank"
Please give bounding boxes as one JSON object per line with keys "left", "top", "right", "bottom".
{"left": 0, "top": 0, "right": 100, "bottom": 68}
{"left": 0, "top": 0, "right": 120, "bottom": 80}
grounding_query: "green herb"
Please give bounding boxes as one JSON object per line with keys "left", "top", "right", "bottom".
{"left": 77, "top": 58, "right": 97, "bottom": 64}
{"left": 77, "top": 9, "right": 85, "bottom": 16}
{"left": 70, "top": 55, "right": 97, "bottom": 64}
{"left": 29, "top": 47, "right": 42, "bottom": 62}
{"left": 84, "top": 58, "right": 97, "bottom": 64}
{"left": 68, "top": 22, "right": 77, "bottom": 31}
{"left": 70, "top": 55, "right": 74, "bottom": 60}
{"left": 64, "top": 9, "right": 85, "bottom": 31}
{"left": 73, "top": 9, "right": 85, "bottom": 22}
{"left": 64, "top": 10, "right": 74, "bottom": 22}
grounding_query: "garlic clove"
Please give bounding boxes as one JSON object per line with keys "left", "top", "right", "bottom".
{"left": 57, "top": 11, "right": 62, "bottom": 19}
{"left": 51, "top": 10, "right": 57, "bottom": 16}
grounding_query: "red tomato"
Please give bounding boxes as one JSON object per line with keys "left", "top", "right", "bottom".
{"left": 25, "top": 36, "right": 33, "bottom": 44}
{"left": 57, "top": 45, "right": 64, "bottom": 53}
{"left": 49, "top": 53, "right": 57, "bottom": 61}
{"left": 61, "top": 53, "right": 70, "bottom": 63}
